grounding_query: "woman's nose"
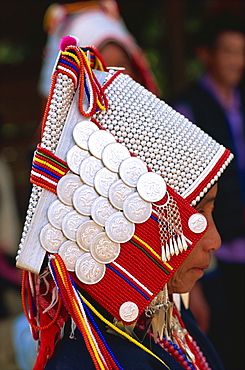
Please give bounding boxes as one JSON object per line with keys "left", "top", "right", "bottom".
{"left": 202, "top": 217, "right": 221, "bottom": 252}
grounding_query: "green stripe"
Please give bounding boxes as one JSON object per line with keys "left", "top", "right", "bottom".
{"left": 130, "top": 239, "right": 170, "bottom": 275}
{"left": 36, "top": 150, "right": 68, "bottom": 169}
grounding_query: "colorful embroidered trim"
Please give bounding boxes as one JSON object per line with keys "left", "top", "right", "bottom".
{"left": 107, "top": 264, "right": 151, "bottom": 300}
{"left": 49, "top": 254, "right": 123, "bottom": 370}
{"left": 30, "top": 144, "right": 69, "bottom": 193}
{"left": 54, "top": 46, "right": 108, "bottom": 117}
{"left": 49, "top": 254, "right": 170, "bottom": 370}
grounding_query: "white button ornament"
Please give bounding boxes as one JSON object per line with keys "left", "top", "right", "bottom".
{"left": 188, "top": 214, "right": 207, "bottom": 233}
{"left": 119, "top": 301, "right": 139, "bottom": 322}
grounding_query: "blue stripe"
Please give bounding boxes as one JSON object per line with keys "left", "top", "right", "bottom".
{"left": 60, "top": 58, "right": 79, "bottom": 73}
{"left": 151, "top": 214, "right": 158, "bottom": 222}
{"left": 107, "top": 265, "right": 149, "bottom": 300}
{"left": 84, "top": 73, "right": 91, "bottom": 102}
{"left": 70, "top": 278, "right": 124, "bottom": 370}
{"left": 32, "top": 164, "right": 61, "bottom": 181}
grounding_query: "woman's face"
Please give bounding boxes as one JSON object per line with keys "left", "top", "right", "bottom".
{"left": 167, "top": 184, "right": 221, "bottom": 294}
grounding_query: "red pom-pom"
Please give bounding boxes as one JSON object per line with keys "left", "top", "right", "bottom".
{"left": 59, "top": 35, "right": 79, "bottom": 51}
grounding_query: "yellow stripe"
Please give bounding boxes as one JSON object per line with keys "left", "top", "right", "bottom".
{"left": 55, "top": 260, "right": 66, "bottom": 286}
{"left": 94, "top": 57, "right": 105, "bottom": 71}
{"left": 78, "top": 291, "right": 170, "bottom": 370}
{"left": 72, "top": 297, "right": 105, "bottom": 370}
{"left": 133, "top": 235, "right": 173, "bottom": 271}
{"left": 79, "top": 48, "right": 106, "bottom": 111}
{"left": 34, "top": 157, "right": 66, "bottom": 175}
{"left": 80, "top": 48, "right": 93, "bottom": 71}
{"left": 62, "top": 51, "right": 80, "bottom": 66}
{"left": 96, "top": 97, "right": 106, "bottom": 111}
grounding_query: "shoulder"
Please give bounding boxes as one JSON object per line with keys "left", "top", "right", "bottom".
{"left": 181, "top": 307, "right": 225, "bottom": 370}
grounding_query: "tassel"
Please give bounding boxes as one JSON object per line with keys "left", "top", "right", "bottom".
{"left": 156, "top": 192, "right": 187, "bottom": 263}
{"left": 169, "top": 238, "right": 175, "bottom": 256}
{"left": 165, "top": 242, "right": 171, "bottom": 261}
{"left": 173, "top": 237, "right": 179, "bottom": 255}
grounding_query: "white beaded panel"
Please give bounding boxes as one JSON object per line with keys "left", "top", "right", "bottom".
{"left": 94, "top": 73, "right": 225, "bottom": 199}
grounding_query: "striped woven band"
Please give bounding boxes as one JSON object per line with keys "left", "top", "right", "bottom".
{"left": 30, "top": 144, "right": 69, "bottom": 193}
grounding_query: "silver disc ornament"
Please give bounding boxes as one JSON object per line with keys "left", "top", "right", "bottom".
{"left": 91, "top": 196, "right": 117, "bottom": 227}
{"left": 94, "top": 167, "right": 119, "bottom": 198}
{"left": 57, "top": 173, "right": 83, "bottom": 206}
{"left": 88, "top": 130, "right": 116, "bottom": 159}
{"left": 102, "top": 142, "right": 131, "bottom": 173}
{"left": 47, "top": 199, "right": 73, "bottom": 230}
{"left": 123, "top": 193, "right": 152, "bottom": 224}
{"left": 61, "top": 210, "right": 90, "bottom": 241}
{"left": 75, "top": 253, "right": 106, "bottom": 285}
{"left": 58, "top": 240, "right": 84, "bottom": 271}
{"left": 119, "top": 157, "right": 148, "bottom": 187}
{"left": 79, "top": 156, "right": 104, "bottom": 186}
{"left": 40, "top": 223, "right": 67, "bottom": 253}
{"left": 73, "top": 120, "right": 99, "bottom": 150}
{"left": 108, "top": 179, "right": 136, "bottom": 210}
{"left": 137, "top": 172, "right": 167, "bottom": 203}
{"left": 76, "top": 220, "right": 103, "bottom": 252}
{"left": 73, "top": 184, "right": 99, "bottom": 216}
{"left": 105, "top": 211, "right": 135, "bottom": 243}
{"left": 90, "top": 231, "right": 120, "bottom": 264}
{"left": 66, "top": 145, "right": 90, "bottom": 174}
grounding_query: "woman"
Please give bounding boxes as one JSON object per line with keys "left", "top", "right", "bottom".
{"left": 17, "top": 37, "right": 232, "bottom": 370}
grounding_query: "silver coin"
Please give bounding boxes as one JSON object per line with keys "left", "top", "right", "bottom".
{"left": 105, "top": 211, "right": 135, "bottom": 243}
{"left": 57, "top": 173, "right": 83, "bottom": 206}
{"left": 58, "top": 240, "right": 85, "bottom": 271}
{"left": 73, "top": 184, "right": 99, "bottom": 216}
{"left": 188, "top": 213, "right": 207, "bottom": 233}
{"left": 90, "top": 232, "right": 120, "bottom": 264}
{"left": 91, "top": 197, "right": 117, "bottom": 226}
{"left": 119, "top": 157, "right": 148, "bottom": 187}
{"left": 73, "top": 120, "right": 99, "bottom": 150}
{"left": 75, "top": 253, "right": 106, "bottom": 285}
{"left": 102, "top": 142, "right": 131, "bottom": 172}
{"left": 88, "top": 130, "right": 116, "bottom": 159}
{"left": 79, "top": 156, "right": 104, "bottom": 186}
{"left": 76, "top": 220, "right": 103, "bottom": 252}
{"left": 40, "top": 223, "right": 67, "bottom": 253}
{"left": 123, "top": 193, "right": 152, "bottom": 224}
{"left": 47, "top": 199, "right": 73, "bottom": 229}
{"left": 137, "top": 172, "right": 167, "bottom": 203}
{"left": 94, "top": 167, "right": 119, "bottom": 198}
{"left": 66, "top": 145, "right": 90, "bottom": 174}
{"left": 62, "top": 210, "right": 90, "bottom": 241}
{"left": 119, "top": 301, "right": 139, "bottom": 322}
{"left": 109, "top": 179, "right": 136, "bottom": 210}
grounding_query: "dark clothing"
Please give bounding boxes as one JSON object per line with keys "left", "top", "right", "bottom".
{"left": 173, "top": 81, "right": 245, "bottom": 370}
{"left": 45, "top": 303, "right": 224, "bottom": 370}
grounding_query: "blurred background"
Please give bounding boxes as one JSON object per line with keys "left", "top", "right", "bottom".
{"left": 0, "top": 1, "right": 244, "bottom": 369}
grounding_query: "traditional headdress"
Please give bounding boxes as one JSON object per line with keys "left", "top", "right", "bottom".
{"left": 16, "top": 38, "right": 233, "bottom": 369}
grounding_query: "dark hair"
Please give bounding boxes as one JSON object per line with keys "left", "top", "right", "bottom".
{"left": 196, "top": 11, "right": 245, "bottom": 49}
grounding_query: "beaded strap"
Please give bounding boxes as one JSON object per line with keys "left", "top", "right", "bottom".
{"left": 30, "top": 144, "right": 69, "bottom": 193}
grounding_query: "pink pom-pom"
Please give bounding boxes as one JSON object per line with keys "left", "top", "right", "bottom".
{"left": 59, "top": 35, "right": 79, "bottom": 51}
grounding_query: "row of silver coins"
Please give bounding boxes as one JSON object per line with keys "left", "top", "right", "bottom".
{"left": 40, "top": 119, "right": 166, "bottom": 284}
